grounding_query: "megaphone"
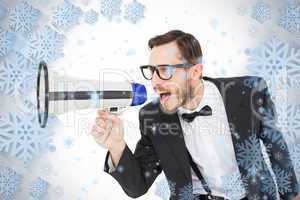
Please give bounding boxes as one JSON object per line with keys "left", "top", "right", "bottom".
{"left": 37, "top": 61, "right": 147, "bottom": 128}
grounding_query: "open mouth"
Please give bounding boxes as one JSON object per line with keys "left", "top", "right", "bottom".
{"left": 159, "top": 92, "right": 171, "bottom": 103}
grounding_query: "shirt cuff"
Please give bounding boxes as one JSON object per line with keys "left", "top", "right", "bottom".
{"left": 107, "top": 153, "right": 116, "bottom": 173}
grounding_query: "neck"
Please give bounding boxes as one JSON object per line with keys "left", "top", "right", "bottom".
{"left": 181, "top": 79, "right": 204, "bottom": 111}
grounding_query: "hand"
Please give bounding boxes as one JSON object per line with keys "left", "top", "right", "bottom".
{"left": 91, "top": 110, "right": 125, "bottom": 152}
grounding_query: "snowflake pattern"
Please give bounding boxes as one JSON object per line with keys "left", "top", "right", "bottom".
{"left": 84, "top": 9, "right": 99, "bottom": 25}
{"left": 290, "top": 143, "right": 300, "bottom": 177}
{"left": 52, "top": 0, "right": 82, "bottom": 30}
{"left": 64, "top": 136, "right": 74, "bottom": 149}
{"left": 0, "top": 52, "right": 36, "bottom": 96}
{"left": 155, "top": 177, "right": 176, "bottom": 200}
{"left": 0, "top": 27, "right": 14, "bottom": 58}
{"left": 99, "top": 0, "right": 122, "bottom": 21}
{"left": 29, "top": 177, "right": 49, "bottom": 200}
{"left": 0, "top": 112, "right": 53, "bottom": 165}
{"left": 260, "top": 171, "right": 277, "bottom": 199}
{"left": 8, "top": 1, "right": 40, "bottom": 35}
{"left": 276, "top": 104, "right": 300, "bottom": 141}
{"left": 251, "top": 1, "right": 271, "bottom": 24}
{"left": 221, "top": 172, "right": 247, "bottom": 200}
{"left": 123, "top": 0, "right": 145, "bottom": 24}
{"left": 245, "top": 35, "right": 300, "bottom": 88}
{"left": 23, "top": 25, "right": 64, "bottom": 63}
{"left": 178, "top": 183, "right": 194, "bottom": 200}
{"left": 278, "top": 1, "right": 300, "bottom": 34}
{"left": 273, "top": 165, "right": 293, "bottom": 194}
{"left": 236, "top": 134, "right": 265, "bottom": 175}
{"left": 0, "top": 167, "right": 22, "bottom": 200}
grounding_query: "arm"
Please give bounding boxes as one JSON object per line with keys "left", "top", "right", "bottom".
{"left": 257, "top": 78, "right": 299, "bottom": 200}
{"left": 103, "top": 110, "right": 162, "bottom": 198}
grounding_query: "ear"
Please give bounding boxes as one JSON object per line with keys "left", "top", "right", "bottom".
{"left": 190, "top": 64, "right": 203, "bottom": 80}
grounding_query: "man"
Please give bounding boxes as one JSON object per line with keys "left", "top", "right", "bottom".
{"left": 91, "top": 30, "right": 299, "bottom": 200}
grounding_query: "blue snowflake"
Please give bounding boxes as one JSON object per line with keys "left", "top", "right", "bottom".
{"left": 221, "top": 172, "right": 247, "bottom": 200}
{"left": 124, "top": 0, "right": 145, "bottom": 24}
{"left": 0, "top": 27, "right": 14, "bottom": 58}
{"left": 8, "top": 1, "right": 40, "bottom": 35}
{"left": 0, "top": 112, "right": 53, "bottom": 165}
{"left": 178, "top": 183, "right": 194, "bottom": 200}
{"left": 290, "top": 143, "right": 300, "bottom": 177}
{"left": 245, "top": 35, "right": 300, "bottom": 88}
{"left": 23, "top": 25, "right": 64, "bottom": 63}
{"left": 0, "top": 167, "right": 22, "bottom": 200}
{"left": 99, "top": 0, "right": 122, "bottom": 21}
{"left": 260, "top": 171, "right": 277, "bottom": 199}
{"left": 276, "top": 104, "right": 300, "bottom": 141}
{"left": 236, "top": 134, "right": 265, "bottom": 175}
{"left": 278, "top": 1, "right": 300, "bottom": 34}
{"left": 155, "top": 177, "right": 176, "bottom": 200}
{"left": 251, "top": 1, "right": 271, "bottom": 23}
{"left": 29, "top": 177, "right": 49, "bottom": 200}
{"left": 273, "top": 165, "right": 293, "bottom": 195}
{"left": 84, "top": 9, "right": 99, "bottom": 25}
{"left": 0, "top": 5, "right": 6, "bottom": 20}
{"left": 0, "top": 52, "right": 36, "bottom": 96}
{"left": 52, "top": 0, "right": 82, "bottom": 30}
{"left": 64, "top": 136, "right": 74, "bottom": 149}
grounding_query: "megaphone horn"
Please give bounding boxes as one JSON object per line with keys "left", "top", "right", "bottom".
{"left": 36, "top": 61, "right": 147, "bottom": 128}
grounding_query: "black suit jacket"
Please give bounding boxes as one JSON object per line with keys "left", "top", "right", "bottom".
{"left": 104, "top": 76, "right": 299, "bottom": 200}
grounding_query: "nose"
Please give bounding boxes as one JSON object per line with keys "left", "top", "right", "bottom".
{"left": 151, "top": 70, "right": 163, "bottom": 90}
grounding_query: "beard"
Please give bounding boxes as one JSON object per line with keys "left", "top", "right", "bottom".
{"left": 159, "top": 80, "right": 196, "bottom": 114}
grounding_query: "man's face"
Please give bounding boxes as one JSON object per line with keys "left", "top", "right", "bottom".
{"left": 149, "top": 41, "right": 193, "bottom": 114}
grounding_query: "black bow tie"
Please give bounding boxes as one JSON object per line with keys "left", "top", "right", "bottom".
{"left": 181, "top": 105, "right": 212, "bottom": 123}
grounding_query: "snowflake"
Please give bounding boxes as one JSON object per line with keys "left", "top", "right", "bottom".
{"left": 0, "top": 5, "right": 6, "bottom": 20}
{"left": 84, "top": 9, "right": 99, "bottom": 25}
{"left": 178, "top": 183, "right": 194, "bottom": 200}
{"left": 0, "top": 52, "right": 36, "bottom": 96}
{"left": 260, "top": 171, "right": 277, "bottom": 199}
{"left": 236, "top": 134, "right": 265, "bottom": 175}
{"left": 64, "top": 136, "right": 74, "bottom": 149}
{"left": 278, "top": 1, "right": 300, "bottom": 34}
{"left": 8, "top": 1, "right": 40, "bottom": 35}
{"left": 273, "top": 165, "right": 293, "bottom": 195}
{"left": 99, "top": 0, "right": 122, "bottom": 21}
{"left": 124, "top": 0, "right": 145, "bottom": 24}
{"left": 29, "top": 177, "right": 49, "bottom": 200}
{"left": 251, "top": 1, "right": 271, "bottom": 24}
{"left": 221, "top": 172, "right": 247, "bottom": 200}
{"left": 155, "top": 177, "right": 176, "bottom": 200}
{"left": 0, "top": 112, "right": 53, "bottom": 165}
{"left": 23, "top": 25, "right": 64, "bottom": 63}
{"left": 52, "top": 0, "right": 82, "bottom": 30}
{"left": 290, "top": 143, "right": 300, "bottom": 177}
{"left": 0, "top": 167, "right": 22, "bottom": 200}
{"left": 245, "top": 35, "right": 300, "bottom": 88}
{"left": 0, "top": 27, "right": 14, "bottom": 58}
{"left": 276, "top": 104, "right": 300, "bottom": 141}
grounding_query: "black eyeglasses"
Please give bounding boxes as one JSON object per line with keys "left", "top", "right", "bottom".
{"left": 139, "top": 63, "right": 194, "bottom": 80}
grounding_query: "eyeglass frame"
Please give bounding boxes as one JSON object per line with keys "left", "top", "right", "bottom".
{"left": 139, "top": 63, "right": 195, "bottom": 80}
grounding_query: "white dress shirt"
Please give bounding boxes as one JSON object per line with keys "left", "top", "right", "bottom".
{"left": 177, "top": 79, "right": 246, "bottom": 199}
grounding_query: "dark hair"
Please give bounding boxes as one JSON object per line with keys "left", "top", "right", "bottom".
{"left": 148, "top": 30, "right": 203, "bottom": 64}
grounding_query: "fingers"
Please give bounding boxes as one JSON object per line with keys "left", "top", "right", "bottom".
{"left": 97, "top": 110, "right": 119, "bottom": 124}
{"left": 91, "top": 124, "right": 110, "bottom": 144}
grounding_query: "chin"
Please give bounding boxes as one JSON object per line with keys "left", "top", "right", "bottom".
{"left": 160, "top": 101, "right": 180, "bottom": 114}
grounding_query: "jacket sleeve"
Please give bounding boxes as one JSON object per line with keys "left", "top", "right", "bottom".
{"left": 103, "top": 109, "right": 162, "bottom": 198}
{"left": 257, "top": 78, "right": 299, "bottom": 200}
